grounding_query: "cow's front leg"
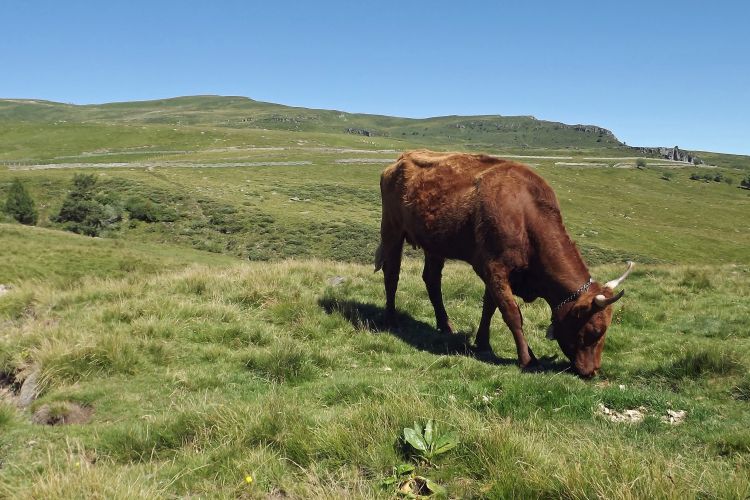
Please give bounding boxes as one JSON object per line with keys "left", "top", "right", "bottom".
{"left": 486, "top": 268, "right": 538, "bottom": 369}
{"left": 474, "top": 286, "right": 495, "bottom": 352}
{"left": 422, "top": 253, "right": 454, "bottom": 334}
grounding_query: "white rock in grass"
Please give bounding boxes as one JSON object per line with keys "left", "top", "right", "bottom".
{"left": 17, "top": 367, "right": 40, "bottom": 409}
{"left": 326, "top": 276, "right": 346, "bottom": 287}
{"left": 662, "top": 409, "right": 687, "bottom": 425}
{"left": 597, "top": 403, "right": 645, "bottom": 423}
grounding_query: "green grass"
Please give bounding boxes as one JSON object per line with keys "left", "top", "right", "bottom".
{"left": 1, "top": 94, "right": 749, "bottom": 497}
{"left": 1, "top": 155, "right": 748, "bottom": 266}
{"left": 0, "top": 96, "right": 625, "bottom": 156}
{"left": 4, "top": 95, "right": 748, "bottom": 171}
{"left": 0, "top": 254, "right": 748, "bottom": 498}
{"left": 0, "top": 223, "right": 238, "bottom": 287}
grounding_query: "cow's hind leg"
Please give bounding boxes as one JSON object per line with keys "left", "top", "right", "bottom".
{"left": 422, "top": 253, "right": 454, "bottom": 334}
{"left": 474, "top": 286, "right": 495, "bottom": 352}
{"left": 379, "top": 233, "right": 404, "bottom": 327}
{"left": 485, "top": 265, "right": 538, "bottom": 369}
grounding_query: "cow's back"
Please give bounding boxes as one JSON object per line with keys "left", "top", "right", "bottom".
{"left": 380, "top": 150, "right": 555, "bottom": 261}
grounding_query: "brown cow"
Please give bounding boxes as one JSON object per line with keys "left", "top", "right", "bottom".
{"left": 375, "top": 150, "right": 633, "bottom": 377}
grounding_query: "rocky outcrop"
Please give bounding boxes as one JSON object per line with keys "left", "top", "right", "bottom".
{"left": 635, "top": 146, "right": 700, "bottom": 164}
{"left": 572, "top": 125, "right": 616, "bottom": 139}
{"left": 345, "top": 127, "right": 384, "bottom": 137}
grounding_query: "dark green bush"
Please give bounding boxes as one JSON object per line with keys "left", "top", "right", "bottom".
{"left": 54, "top": 174, "right": 122, "bottom": 236}
{"left": 689, "top": 171, "right": 733, "bottom": 185}
{"left": 4, "top": 179, "right": 37, "bottom": 225}
{"left": 125, "top": 196, "right": 177, "bottom": 223}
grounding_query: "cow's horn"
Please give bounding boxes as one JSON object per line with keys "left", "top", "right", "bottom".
{"left": 594, "top": 289, "right": 625, "bottom": 308}
{"left": 604, "top": 261, "right": 634, "bottom": 290}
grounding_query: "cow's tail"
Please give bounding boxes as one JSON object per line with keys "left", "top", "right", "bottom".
{"left": 373, "top": 241, "right": 384, "bottom": 273}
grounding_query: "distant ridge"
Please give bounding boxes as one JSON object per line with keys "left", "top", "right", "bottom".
{"left": 0, "top": 95, "right": 624, "bottom": 150}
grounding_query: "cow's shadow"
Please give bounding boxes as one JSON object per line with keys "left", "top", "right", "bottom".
{"left": 318, "top": 296, "right": 568, "bottom": 372}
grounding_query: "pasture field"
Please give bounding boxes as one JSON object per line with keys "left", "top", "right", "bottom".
{"left": 1, "top": 97, "right": 750, "bottom": 498}
{"left": 0, "top": 230, "right": 749, "bottom": 498}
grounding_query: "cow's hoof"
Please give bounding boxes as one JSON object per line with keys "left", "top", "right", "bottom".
{"left": 438, "top": 325, "right": 455, "bottom": 335}
{"left": 520, "top": 359, "right": 543, "bottom": 372}
{"left": 383, "top": 312, "right": 399, "bottom": 330}
{"left": 471, "top": 345, "right": 494, "bottom": 359}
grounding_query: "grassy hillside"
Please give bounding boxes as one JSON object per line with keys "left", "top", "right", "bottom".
{"left": 0, "top": 230, "right": 748, "bottom": 497}
{"left": 3, "top": 96, "right": 748, "bottom": 171}
{"left": 0, "top": 223, "right": 238, "bottom": 287}
{"left": 1, "top": 159, "right": 748, "bottom": 266}
{"left": 1, "top": 95, "right": 749, "bottom": 497}
{"left": 0, "top": 96, "right": 626, "bottom": 162}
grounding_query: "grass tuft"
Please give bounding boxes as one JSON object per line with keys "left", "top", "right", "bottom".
{"left": 714, "top": 430, "right": 750, "bottom": 456}
{"left": 35, "top": 334, "right": 140, "bottom": 389}
{"left": 0, "top": 289, "right": 36, "bottom": 320}
{"left": 245, "top": 341, "right": 331, "bottom": 384}
{"left": 679, "top": 269, "right": 714, "bottom": 291}
{"left": 0, "top": 401, "right": 15, "bottom": 427}
{"left": 733, "top": 374, "right": 750, "bottom": 401}
{"left": 650, "top": 345, "right": 743, "bottom": 379}
{"left": 99, "top": 411, "right": 206, "bottom": 462}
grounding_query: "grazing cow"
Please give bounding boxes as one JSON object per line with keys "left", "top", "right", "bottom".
{"left": 375, "top": 150, "right": 633, "bottom": 377}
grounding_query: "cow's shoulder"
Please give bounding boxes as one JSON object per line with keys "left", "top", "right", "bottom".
{"left": 394, "top": 150, "right": 506, "bottom": 178}
{"left": 472, "top": 161, "right": 560, "bottom": 213}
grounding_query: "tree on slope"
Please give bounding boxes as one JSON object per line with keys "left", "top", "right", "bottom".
{"left": 5, "top": 178, "right": 38, "bottom": 225}
{"left": 54, "top": 173, "right": 122, "bottom": 236}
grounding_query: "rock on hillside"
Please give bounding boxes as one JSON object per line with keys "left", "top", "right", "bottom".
{"left": 636, "top": 146, "right": 700, "bottom": 164}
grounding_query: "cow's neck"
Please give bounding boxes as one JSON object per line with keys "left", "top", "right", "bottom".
{"left": 533, "top": 232, "right": 591, "bottom": 314}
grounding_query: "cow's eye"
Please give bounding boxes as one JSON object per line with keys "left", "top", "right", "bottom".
{"left": 583, "top": 329, "right": 602, "bottom": 345}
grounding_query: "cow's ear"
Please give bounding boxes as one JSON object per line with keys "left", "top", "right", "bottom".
{"left": 570, "top": 301, "right": 592, "bottom": 319}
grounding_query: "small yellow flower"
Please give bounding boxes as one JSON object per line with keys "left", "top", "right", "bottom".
{"left": 75, "top": 462, "right": 81, "bottom": 467}
{"left": 245, "top": 475, "right": 253, "bottom": 484}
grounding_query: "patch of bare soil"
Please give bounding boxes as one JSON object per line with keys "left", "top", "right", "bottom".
{"left": 0, "top": 370, "right": 22, "bottom": 404}
{"left": 32, "top": 402, "right": 93, "bottom": 426}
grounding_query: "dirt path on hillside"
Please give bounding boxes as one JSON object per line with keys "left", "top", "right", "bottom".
{"left": 8, "top": 161, "right": 313, "bottom": 171}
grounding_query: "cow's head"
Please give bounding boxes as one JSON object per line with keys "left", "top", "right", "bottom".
{"left": 548, "top": 262, "right": 633, "bottom": 377}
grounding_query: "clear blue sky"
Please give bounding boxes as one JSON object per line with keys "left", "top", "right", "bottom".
{"left": 2, "top": 1, "right": 748, "bottom": 154}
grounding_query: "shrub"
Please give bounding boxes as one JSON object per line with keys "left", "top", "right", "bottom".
{"left": 660, "top": 171, "right": 674, "bottom": 181}
{"left": 54, "top": 174, "right": 121, "bottom": 236}
{"left": 4, "top": 179, "right": 38, "bottom": 225}
{"left": 125, "top": 196, "right": 177, "bottom": 223}
{"left": 636, "top": 158, "right": 647, "bottom": 168}
{"left": 689, "top": 171, "right": 733, "bottom": 185}
{"left": 741, "top": 176, "right": 750, "bottom": 189}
